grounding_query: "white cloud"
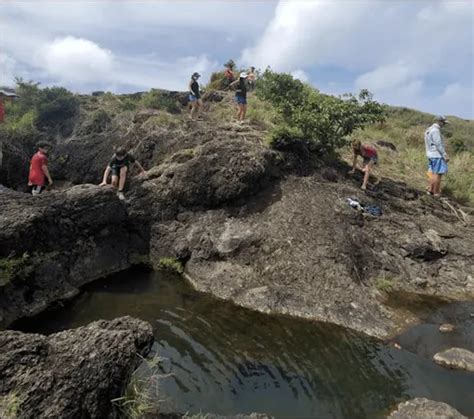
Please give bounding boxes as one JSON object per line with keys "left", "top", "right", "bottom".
{"left": 291, "top": 69, "right": 309, "bottom": 83}
{"left": 0, "top": 53, "right": 16, "bottom": 86}
{"left": 36, "top": 37, "right": 115, "bottom": 84}
{"left": 242, "top": 0, "right": 474, "bottom": 118}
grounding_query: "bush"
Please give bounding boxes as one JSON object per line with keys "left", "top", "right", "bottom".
{"left": 256, "top": 70, "right": 386, "bottom": 154}
{"left": 140, "top": 90, "right": 181, "bottom": 114}
{"left": 36, "top": 87, "right": 80, "bottom": 131}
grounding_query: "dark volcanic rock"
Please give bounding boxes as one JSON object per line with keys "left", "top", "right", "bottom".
{"left": 387, "top": 398, "right": 467, "bottom": 418}
{"left": 0, "top": 316, "right": 154, "bottom": 419}
{"left": 0, "top": 185, "right": 149, "bottom": 328}
{"left": 141, "top": 138, "right": 279, "bottom": 214}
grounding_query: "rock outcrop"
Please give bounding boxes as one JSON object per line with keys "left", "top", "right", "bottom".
{"left": 387, "top": 398, "right": 467, "bottom": 418}
{"left": 0, "top": 316, "right": 154, "bottom": 419}
{"left": 0, "top": 185, "right": 149, "bottom": 328}
{"left": 433, "top": 347, "right": 474, "bottom": 372}
{"left": 1, "top": 91, "right": 473, "bottom": 339}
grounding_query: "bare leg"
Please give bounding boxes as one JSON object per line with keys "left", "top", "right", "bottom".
{"left": 361, "top": 161, "right": 374, "bottom": 190}
{"left": 190, "top": 102, "right": 197, "bottom": 120}
{"left": 434, "top": 174, "right": 442, "bottom": 196}
{"left": 241, "top": 104, "right": 247, "bottom": 121}
{"left": 118, "top": 166, "right": 128, "bottom": 192}
{"left": 111, "top": 175, "right": 119, "bottom": 188}
{"left": 429, "top": 173, "right": 438, "bottom": 195}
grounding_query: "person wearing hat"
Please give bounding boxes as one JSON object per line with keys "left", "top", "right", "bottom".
{"left": 188, "top": 72, "right": 202, "bottom": 121}
{"left": 425, "top": 116, "right": 450, "bottom": 197}
{"left": 230, "top": 72, "right": 248, "bottom": 124}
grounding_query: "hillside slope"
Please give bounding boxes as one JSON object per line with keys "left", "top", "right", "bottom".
{"left": 0, "top": 88, "right": 473, "bottom": 338}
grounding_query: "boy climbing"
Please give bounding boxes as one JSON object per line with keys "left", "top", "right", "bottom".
{"left": 99, "top": 147, "right": 146, "bottom": 200}
{"left": 230, "top": 72, "right": 248, "bottom": 124}
{"left": 348, "top": 139, "right": 378, "bottom": 190}
{"left": 425, "top": 116, "right": 449, "bottom": 197}
{"left": 28, "top": 141, "right": 53, "bottom": 195}
{"left": 188, "top": 72, "right": 202, "bottom": 121}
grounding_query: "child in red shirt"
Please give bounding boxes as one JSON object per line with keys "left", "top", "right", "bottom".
{"left": 28, "top": 141, "right": 53, "bottom": 195}
{"left": 349, "top": 139, "right": 378, "bottom": 190}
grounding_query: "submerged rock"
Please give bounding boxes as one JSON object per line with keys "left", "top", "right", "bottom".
{"left": 0, "top": 316, "right": 154, "bottom": 419}
{"left": 439, "top": 323, "right": 455, "bottom": 333}
{"left": 387, "top": 398, "right": 467, "bottom": 418}
{"left": 433, "top": 347, "right": 474, "bottom": 372}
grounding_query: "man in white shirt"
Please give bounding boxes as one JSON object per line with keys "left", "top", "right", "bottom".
{"left": 425, "top": 116, "right": 449, "bottom": 197}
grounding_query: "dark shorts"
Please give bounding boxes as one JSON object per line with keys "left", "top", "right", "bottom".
{"left": 428, "top": 158, "right": 448, "bottom": 175}
{"left": 235, "top": 94, "right": 247, "bottom": 105}
{"left": 111, "top": 165, "right": 128, "bottom": 177}
{"left": 363, "top": 156, "right": 378, "bottom": 166}
{"left": 30, "top": 185, "right": 45, "bottom": 195}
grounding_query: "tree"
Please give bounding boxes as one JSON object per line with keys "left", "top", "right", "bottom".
{"left": 256, "top": 70, "right": 386, "bottom": 154}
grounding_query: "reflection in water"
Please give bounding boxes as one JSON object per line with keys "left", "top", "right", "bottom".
{"left": 13, "top": 269, "right": 474, "bottom": 418}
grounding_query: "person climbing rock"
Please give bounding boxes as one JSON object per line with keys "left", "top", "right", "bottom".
{"left": 188, "top": 72, "right": 202, "bottom": 121}
{"left": 230, "top": 72, "right": 248, "bottom": 124}
{"left": 425, "top": 116, "right": 449, "bottom": 197}
{"left": 28, "top": 141, "right": 53, "bottom": 195}
{"left": 348, "top": 139, "right": 378, "bottom": 190}
{"left": 247, "top": 66, "right": 257, "bottom": 90}
{"left": 99, "top": 147, "right": 146, "bottom": 200}
{"left": 223, "top": 60, "right": 235, "bottom": 88}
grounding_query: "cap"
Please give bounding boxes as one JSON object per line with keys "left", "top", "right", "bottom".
{"left": 240, "top": 72, "right": 248, "bottom": 78}
{"left": 435, "top": 116, "right": 449, "bottom": 124}
{"left": 192, "top": 72, "right": 201, "bottom": 78}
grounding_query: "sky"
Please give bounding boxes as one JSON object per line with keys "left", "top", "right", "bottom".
{"left": 0, "top": 1, "right": 473, "bottom": 118}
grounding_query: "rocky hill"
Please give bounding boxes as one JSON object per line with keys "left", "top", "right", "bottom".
{"left": 1, "top": 86, "right": 473, "bottom": 339}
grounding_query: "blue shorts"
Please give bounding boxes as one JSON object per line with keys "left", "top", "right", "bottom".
{"left": 235, "top": 95, "right": 247, "bottom": 105}
{"left": 189, "top": 94, "right": 200, "bottom": 102}
{"left": 428, "top": 158, "right": 448, "bottom": 175}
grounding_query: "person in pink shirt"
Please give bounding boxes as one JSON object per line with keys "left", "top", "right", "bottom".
{"left": 348, "top": 139, "right": 378, "bottom": 190}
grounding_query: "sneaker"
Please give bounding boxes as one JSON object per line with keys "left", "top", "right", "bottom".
{"left": 117, "top": 191, "right": 125, "bottom": 201}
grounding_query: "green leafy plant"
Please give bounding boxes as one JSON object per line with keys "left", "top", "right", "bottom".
{"left": 0, "top": 392, "right": 23, "bottom": 418}
{"left": 375, "top": 277, "right": 394, "bottom": 292}
{"left": 157, "top": 257, "right": 184, "bottom": 274}
{"left": 140, "top": 90, "right": 181, "bottom": 114}
{"left": 256, "top": 70, "right": 386, "bottom": 154}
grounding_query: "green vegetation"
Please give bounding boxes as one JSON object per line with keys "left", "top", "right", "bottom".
{"left": 375, "top": 277, "right": 395, "bottom": 292}
{"left": 157, "top": 257, "right": 184, "bottom": 274}
{"left": 140, "top": 89, "right": 181, "bottom": 114}
{"left": 112, "top": 378, "right": 156, "bottom": 419}
{"left": 0, "top": 253, "right": 33, "bottom": 286}
{"left": 348, "top": 107, "right": 474, "bottom": 205}
{"left": 256, "top": 70, "right": 386, "bottom": 154}
{"left": 1, "top": 78, "right": 79, "bottom": 137}
{"left": 0, "top": 392, "right": 23, "bottom": 418}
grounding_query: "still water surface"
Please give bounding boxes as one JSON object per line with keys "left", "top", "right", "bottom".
{"left": 14, "top": 269, "right": 474, "bottom": 418}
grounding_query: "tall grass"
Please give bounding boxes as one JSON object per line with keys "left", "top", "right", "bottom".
{"left": 349, "top": 107, "right": 474, "bottom": 205}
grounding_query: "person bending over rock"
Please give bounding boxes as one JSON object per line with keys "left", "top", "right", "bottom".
{"left": 188, "top": 72, "right": 202, "bottom": 121}
{"left": 425, "top": 116, "right": 449, "bottom": 197}
{"left": 99, "top": 147, "right": 145, "bottom": 200}
{"left": 230, "top": 72, "right": 248, "bottom": 124}
{"left": 348, "top": 139, "right": 378, "bottom": 190}
{"left": 28, "top": 141, "right": 53, "bottom": 195}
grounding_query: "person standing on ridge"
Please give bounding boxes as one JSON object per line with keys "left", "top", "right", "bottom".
{"left": 348, "top": 139, "right": 378, "bottom": 190}
{"left": 28, "top": 141, "right": 53, "bottom": 195}
{"left": 247, "top": 66, "right": 257, "bottom": 90}
{"left": 425, "top": 116, "right": 449, "bottom": 197}
{"left": 188, "top": 72, "right": 202, "bottom": 121}
{"left": 223, "top": 60, "right": 235, "bottom": 88}
{"left": 99, "top": 147, "right": 146, "bottom": 200}
{"left": 230, "top": 72, "right": 248, "bottom": 124}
